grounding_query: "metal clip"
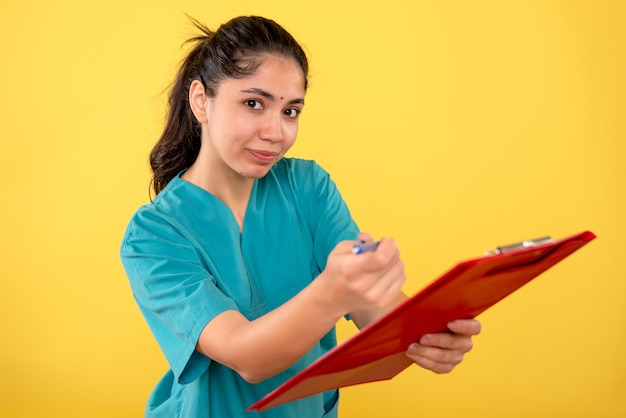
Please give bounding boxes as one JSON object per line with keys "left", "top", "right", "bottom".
{"left": 485, "top": 236, "right": 553, "bottom": 255}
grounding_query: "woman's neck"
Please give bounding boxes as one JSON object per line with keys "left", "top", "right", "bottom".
{"left": 182, "top": 159, "right": 254, "bottom": 232}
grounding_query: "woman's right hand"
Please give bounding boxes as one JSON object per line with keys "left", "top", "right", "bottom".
{"left": 321, "top": 233, "right": 407, "bottom": 318}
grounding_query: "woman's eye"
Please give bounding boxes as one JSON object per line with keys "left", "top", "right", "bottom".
{"left": 284, "top": 108, "right": 299, "bottom": 118}
{"left": 245, "top": 99, "right": 262, "bottom": 110}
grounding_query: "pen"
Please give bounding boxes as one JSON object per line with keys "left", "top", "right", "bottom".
{"left": 352, "top": 241, "right": 381, "bottom": 254}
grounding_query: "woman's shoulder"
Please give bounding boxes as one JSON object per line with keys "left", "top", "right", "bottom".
{"left": 263, "top": 158, "right": 342, "bottom": 212}
{"left": 275, "top": 157, "right": 321, "bottom": 171}
{"left": 272, "top": 157, "right": 330, "bottom": 184}
{"left": 122, "top": 175, "right": 224, "bottom": 241}
{"left": 129, "top": 177, "right": 188, "bottom": 219}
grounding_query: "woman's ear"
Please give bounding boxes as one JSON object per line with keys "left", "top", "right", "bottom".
{"left": 189, "top": 80, "right": 209, "bottom": 123}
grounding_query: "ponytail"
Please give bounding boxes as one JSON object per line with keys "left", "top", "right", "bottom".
{"left": 149, "top": 18, "right": 212, "bottom": 196}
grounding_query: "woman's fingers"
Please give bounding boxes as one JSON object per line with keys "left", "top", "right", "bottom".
{"left": 406, "top": 319, "right": 482, "bottom": 374}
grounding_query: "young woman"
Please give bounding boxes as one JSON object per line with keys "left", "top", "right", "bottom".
{"left": 121, "top": 15, "right": 481, "bottom": 418}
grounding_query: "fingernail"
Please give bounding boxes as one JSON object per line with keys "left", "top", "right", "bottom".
{"left": 408, "top": 343, "right": 419, "bottom": 352}
{"left": 420, "top": 335, "right": 430, "bottom": 345}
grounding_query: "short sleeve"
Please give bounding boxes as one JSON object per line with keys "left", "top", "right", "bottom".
{"left": 120, "top": 207, "right": 238, "bottom": 384}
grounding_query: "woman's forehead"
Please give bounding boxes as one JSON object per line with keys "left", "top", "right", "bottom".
{"left": 218, "top": 54, "right": 306, "bottom": 97}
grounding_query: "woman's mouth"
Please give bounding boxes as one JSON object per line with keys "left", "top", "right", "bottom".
{"left": 248, "top": 149, "right": 277, "bottom": 163}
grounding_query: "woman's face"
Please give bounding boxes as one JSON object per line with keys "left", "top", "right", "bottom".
{"left": 201, "top": 54, "right": 306, "bottom": 180}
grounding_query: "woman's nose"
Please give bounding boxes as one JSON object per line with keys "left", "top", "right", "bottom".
{"left": 259, "top": 113, "right": 283, "bottom": 142}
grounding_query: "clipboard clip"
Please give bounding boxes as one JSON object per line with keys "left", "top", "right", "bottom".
{"left": 485, "top": 236, "right": 553, "bottom": 256}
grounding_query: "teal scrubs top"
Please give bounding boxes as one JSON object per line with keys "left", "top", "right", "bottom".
{"left": 120, "top": 158, "right": 359, "bottom": 417}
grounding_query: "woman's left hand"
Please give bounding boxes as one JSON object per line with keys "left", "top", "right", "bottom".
{"left": 405, "top": 319, "right": 481, "bottom": 374}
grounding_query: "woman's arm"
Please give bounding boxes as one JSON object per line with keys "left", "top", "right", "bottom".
{"left": 195, "top": 237, "right": 406, "bottom": 383}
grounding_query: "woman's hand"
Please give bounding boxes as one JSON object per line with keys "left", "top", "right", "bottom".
{"left": 322, "top": 233, "right": 407, "bottom": 316}
{"left": 406, "top": 319, "right": 481, "bottom": 374}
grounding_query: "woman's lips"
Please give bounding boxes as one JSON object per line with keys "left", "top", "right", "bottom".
{"left": 248, "top": 149, "right": 277, "bottom": 163}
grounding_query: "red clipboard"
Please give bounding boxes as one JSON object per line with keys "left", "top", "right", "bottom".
{"left": 248, "top": 230, "right": 596, "bottom": 412}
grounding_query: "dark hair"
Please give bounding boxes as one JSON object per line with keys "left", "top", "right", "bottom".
{"left": 149, "top": 15, "right": 309, "bottom": 195}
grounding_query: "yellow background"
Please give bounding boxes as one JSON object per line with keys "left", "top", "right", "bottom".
{"left": 1, "top": 1, "right": 624, "bottom": 417}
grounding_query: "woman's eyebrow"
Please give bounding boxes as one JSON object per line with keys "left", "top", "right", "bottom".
{"left": 241, "top": 88, "right": 305, "bottom": 105}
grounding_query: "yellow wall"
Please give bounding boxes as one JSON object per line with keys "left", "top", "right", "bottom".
{"left": 1, "top": 1, "right": 624, "bottom": 417}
